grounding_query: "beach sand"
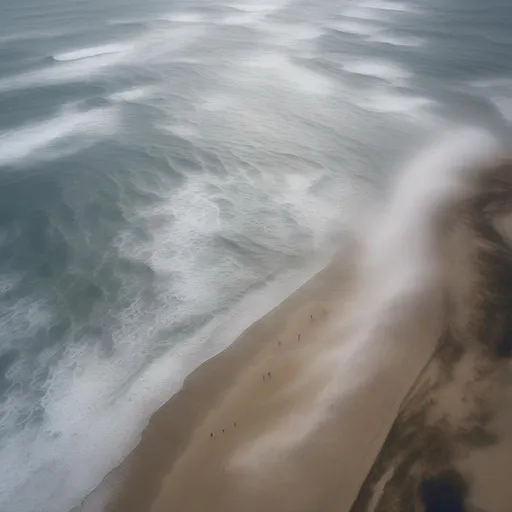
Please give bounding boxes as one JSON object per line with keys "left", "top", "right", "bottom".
{"left": 83, "top": 230, "right": 443, "bottom": 512}
{"left": 92, "top": 245, "right": 361, "bottom": 512}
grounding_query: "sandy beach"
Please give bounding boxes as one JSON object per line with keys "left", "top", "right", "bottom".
{"left": 87, "top": 245, "right": 360, "bottom": 512}
{"left": 89, "top": 229, "right": 444, "bottom": 512}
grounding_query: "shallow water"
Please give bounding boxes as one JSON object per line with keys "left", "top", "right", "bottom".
{"left": 0, "top": 0, "right": 511, "bottom": 510}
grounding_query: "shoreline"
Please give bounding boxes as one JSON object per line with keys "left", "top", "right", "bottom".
{"left": 81, "top": 132, "right": 506, "bottom": 512}
{"left": 82, "top": 243, "right": 360, "bottom": 512}
{"left": 83, "top": 211, "right": 442, "bottom": 512}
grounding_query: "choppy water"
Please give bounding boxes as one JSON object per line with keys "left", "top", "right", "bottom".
{"left": 0, "top": 0, "right": 511, "bottom": 510}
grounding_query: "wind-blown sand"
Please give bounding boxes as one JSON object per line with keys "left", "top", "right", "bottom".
{"left": 82, "top": 129, "right": 512, "bottom": 512}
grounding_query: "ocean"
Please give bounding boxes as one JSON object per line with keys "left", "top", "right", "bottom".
{"left": 0, "top": 0, "right": 511, "bottom": 510}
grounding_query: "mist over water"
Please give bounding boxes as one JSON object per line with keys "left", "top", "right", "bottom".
{"left": 0, "top": 0, "right": 511, "bottom": 510}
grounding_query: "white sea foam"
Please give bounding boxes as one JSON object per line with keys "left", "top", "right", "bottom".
{"left": 226, "top": 0, "right": 290, "bottom": 13}
{"left": 367, "top": 32, "right": 424, "bottom": 46}
{"left": 359, "top": 0, "right": 419, "bottom": 12}
{"left": 329, "top": 20, "right": 381, "bottom": 36}
{"left": 166, "top": 123, "right": 199, "bottom": 139}
{"left": 0, "top": 296, "right": 54, "bottom": 349}
{"left": 0, "top": 30, "right": 67, "bottom": 44}
{"left": 0, "top": 107, "right": 118, "bottom": 168}
{"left": 0, "top": 25, "right": 205, "bottom": 94}
{"left": 489, "top": 96, "right": 512, "bottom": 123}
{"left": 52, "top": 43, "right": 132, "bottom": 62}
{"left": 162, "top": 13, "right": 205, "bottom": 23}
{"left": 139, "top": 25, "right": 207, "bottom": 57}
{"left": 257, "top": 22, "right": 324, "bottom": 46}
{"left": 220, "top": 12, "right": 267, "bottom": 25}
{"left": 333, "top": 0, "right": 421, "bottom": 38}
{"left": 109, "top": 86, "right": 156, "bottom": 103}
{"left": 245, "top": 53, "right": 332, "bottom": 95}
{"left": 220, "top": 0, "right": 290, "bottom": 24}
{"left": 355, "top": 92, "right": 432, "bottom": 115}
{"left": 0, "top": 53, "right": 126, "bottom": 93}
{"left": 342, "top": 6, "right": 390, "bottom": 21}
{"left": 342, "top": 60, "right": 411, "bottom": 85}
